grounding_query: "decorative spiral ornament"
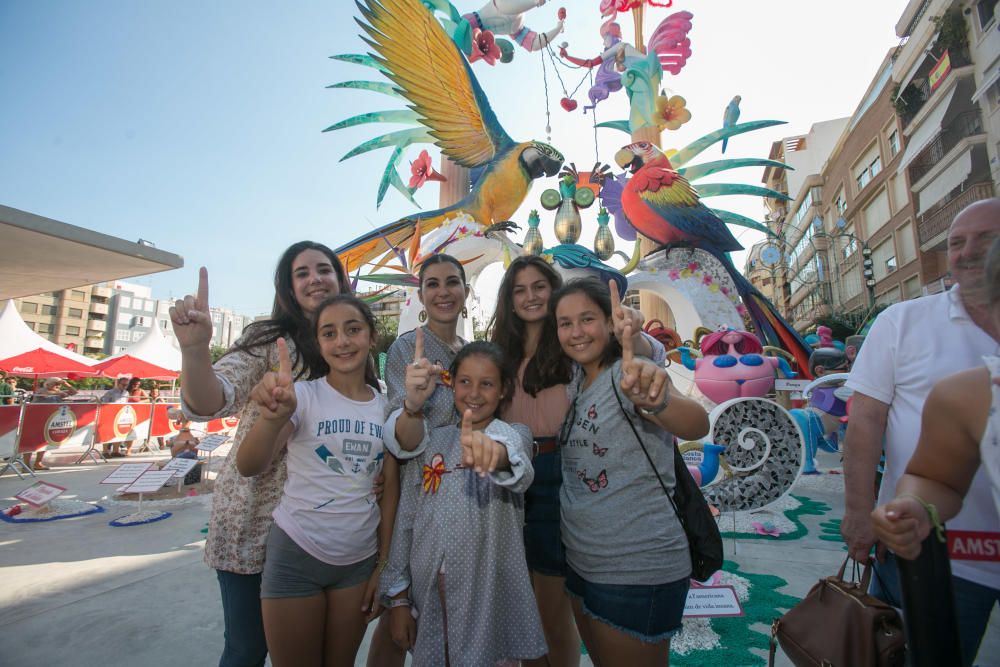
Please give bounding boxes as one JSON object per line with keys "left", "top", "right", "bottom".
{"left": 701, "top": 397, "right": 804, "bottom": 512}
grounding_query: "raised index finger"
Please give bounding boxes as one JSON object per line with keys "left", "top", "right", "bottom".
{"left": 461, "top": 408, "right": 473, "bottom": 437}
{"left": 413, "top": 326, "right": 424, "bottom": 362}
{"left": 608, "top": 279, "right": 623, "bottom": 317}
{"left": 196, "top": 267, "right": 210, "bottom": 312}
{"left": 621, "top": 321, "right": 634, "bottom": 363}
{"left": 276, "top": 337, "right": 292, "bottom": 385}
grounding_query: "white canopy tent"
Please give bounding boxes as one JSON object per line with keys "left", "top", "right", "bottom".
{"left": 119, "top": 316, "right": 182, "bottom": 372}
{"left": 0, "top": 299, "right": 98, "bottom": 365}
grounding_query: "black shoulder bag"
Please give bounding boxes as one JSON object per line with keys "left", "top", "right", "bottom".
{"left": 611, "top": 378, "right": 723, "bottom": 581}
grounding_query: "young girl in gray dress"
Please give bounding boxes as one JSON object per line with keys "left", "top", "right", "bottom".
{"left": 380, "top": 341, "right": 547, "bottom": 666}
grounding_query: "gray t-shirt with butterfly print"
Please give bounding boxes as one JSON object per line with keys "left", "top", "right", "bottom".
{"left": 560, "top": 359, "right": 691, "bottom": 586}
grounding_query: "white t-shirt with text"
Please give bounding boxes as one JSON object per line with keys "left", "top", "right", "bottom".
{"left": 272, "top": 378, "right": 386, "bottom": 566}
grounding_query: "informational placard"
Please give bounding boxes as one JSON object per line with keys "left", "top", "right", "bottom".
{"left": 100, "top": 462, "right": 153, "bottom": 485}
{"left": 775, "top": 379, "right": 810, "bottom": 393}
{"left": 682, "top": 585, "right": 744, "bottom": 618}
{"left": 15, "top": 480, "right": 67, "bottom": 508}
{"left": 124, "top": 470, "right": 175, "bottom": 494}
{"left": 197, "top": 434, "right": 228, "bottom": 452}
{"left": 160, "top": 457, "right": 198, "bottom": 481}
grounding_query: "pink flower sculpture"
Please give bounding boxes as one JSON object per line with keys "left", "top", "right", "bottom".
{"left": 408, "top": 150, "right": 447, "bottom": 189}
{"left": 702, "top": 274, "right": 714, "bottom": 285}
{"left": 469, "top": 28, "right": 502, "bottom": 66}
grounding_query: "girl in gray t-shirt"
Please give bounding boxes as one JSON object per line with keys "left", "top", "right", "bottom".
{"left": 552, "top": 278, "right": 710, "bottom": 663}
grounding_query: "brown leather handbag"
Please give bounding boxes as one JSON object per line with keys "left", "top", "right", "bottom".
{"left": 769, "top": 557, "right": 905, "bottom": 667}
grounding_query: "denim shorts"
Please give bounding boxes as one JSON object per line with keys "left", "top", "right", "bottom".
{"left": 261, "top": 524, "right": 376, "bottom": 599}
{"left": 523, "top": 450, "right": 567, "bottom": 577}
{"left": 565, "top": 567, "right": 690, "bottom": 643}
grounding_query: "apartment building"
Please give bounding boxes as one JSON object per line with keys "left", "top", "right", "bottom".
{"left": 756, "top": 118, "right": 851, "bottom": 330}
{"left": 893, "top": 0, "right": 998, "bottom": 288}
{"left": 819, "top": 55, "right": 918, "bottom": 318}
{"left": 14, "top": 284, "right": 111, "bottom": 356}
{"left": 17, "top": 280, "right": 255, "bottom": 357}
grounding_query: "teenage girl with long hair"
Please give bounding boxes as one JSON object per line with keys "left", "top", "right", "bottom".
{"left": 170, "top": 241, "right": 399, "bottom": 667}
{"left": 550, "top": 277, "right": 709, "bottom": 667}
{"left": 237, "top": 295, "right": 398, "bottom": 666}
{"left": 488, "top": 257, "right": 665, "bottom": 667}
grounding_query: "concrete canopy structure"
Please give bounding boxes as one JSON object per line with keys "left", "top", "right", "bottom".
{"left": 0, "top": 204, "right": 184, "bottom": 301}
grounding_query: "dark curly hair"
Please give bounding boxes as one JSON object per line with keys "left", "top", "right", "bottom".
{"left": 488, "top": 256, "right": 572, "bottom": 395}
{"left": 225, "top": 241, "right": 351, "bottom": 379}
{"left": 550, "top": 277, "right": 622, "bottom": 370}
{"left": 306, "top": 295, "right": 381, "bottom": 391}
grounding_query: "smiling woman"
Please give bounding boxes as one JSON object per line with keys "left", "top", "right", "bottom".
{"left": 168, "top": 240, "right": 355, "bottom": 667}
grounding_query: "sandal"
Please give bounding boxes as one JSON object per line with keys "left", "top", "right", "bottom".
{"left": 33, "top": 462, "right": 50, "bottom": 470}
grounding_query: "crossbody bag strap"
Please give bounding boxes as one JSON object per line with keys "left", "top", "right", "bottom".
{"left": 610, "top": 375, "right": 681, "bottom": 519}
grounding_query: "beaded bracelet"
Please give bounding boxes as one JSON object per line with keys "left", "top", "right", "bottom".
{"left": 896, "top": 493, "right": 946, "bottom": 543}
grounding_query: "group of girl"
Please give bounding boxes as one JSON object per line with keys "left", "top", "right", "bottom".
{"left": 170, "top": 242, "right": 709, "bottom": 667}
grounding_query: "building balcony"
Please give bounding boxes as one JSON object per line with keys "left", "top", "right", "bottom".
{"left": 86, "top": 319, "right": 106, "bottom": 333}
{"left": 908, "top": 111, "right": 984, "bottom": 184}
{"left": 91, "top": 286, "right": 111, "bottom": 299}
{"left": 85, "top": 336, "right": 104, "bottom": 348}
{"left": 917, "top": 182, "right": 995, "bottom": 249}
{"left": 89, "top": 302, "right": 109, "bottom": 316}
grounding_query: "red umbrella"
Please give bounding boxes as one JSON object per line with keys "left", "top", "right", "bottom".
{"left": 0, "top": 348, "right": 98, "bottom": 378}
{"left": 92, "top": 354, "right": 179, "bottom": 381}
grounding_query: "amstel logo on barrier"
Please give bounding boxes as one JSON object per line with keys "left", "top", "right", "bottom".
{"left": 45, "top": 406, "right": 78, "bottom": 447}
{"left": 114, "top": 405, "right": 137, "bottom": 439}
{"left": 222, "top": 416, "right": 240, "bottom": 430}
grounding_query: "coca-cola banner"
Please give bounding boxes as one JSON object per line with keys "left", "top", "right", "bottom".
{"left": 149, "top": 403, "right": 183, "bottom": 438}
{"left": 94, "top": 403, "right": 153, "bottom": 445}
{"left": 18, "top": 403, "right": 98, "bottom": 453}
{"left": 0, "top": 405, "right": 23, "bottom": 458}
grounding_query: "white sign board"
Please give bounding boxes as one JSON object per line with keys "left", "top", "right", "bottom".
{"left": 160, "top": 457, "right": 198, "bottom": 481}
{"left": 15, "top": 480, "right": 67, "bottom": 508}
{"left": 682, "top": 585, "right": 744, "bottom": 618}
{"left": 100, "top": 463, "right": 153, "bottom": 485}
{"left": 775, "top": 379, "right": 810, "bottom": 393}
{"left": 123, "top": 470, "right": 175, "bottom": 494}
{"left": 197, "top": 434, "right": 228, "bottom": 453}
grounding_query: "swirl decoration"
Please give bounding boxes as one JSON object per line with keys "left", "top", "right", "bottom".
{"left": 701, "top": 398, "right": 804, "bottom": 512}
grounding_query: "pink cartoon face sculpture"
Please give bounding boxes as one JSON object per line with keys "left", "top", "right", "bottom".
{"left": 692, "top": 329, "right": 787, "bottom": 405}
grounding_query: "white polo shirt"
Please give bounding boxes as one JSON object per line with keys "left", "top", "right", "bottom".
{"left": 847, "top": 286, "right": 1000, "bottom": 588}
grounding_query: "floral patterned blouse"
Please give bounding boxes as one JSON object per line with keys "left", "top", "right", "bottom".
{"left": 183, "top": 336, "right": 300, "bottom": 574}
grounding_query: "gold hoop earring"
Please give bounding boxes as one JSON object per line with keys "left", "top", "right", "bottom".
{"left": 462, "top": 307, "right": 468, "bottom": 318}
{"left": 418, "top": 310, "right": 427, "bottom": 323}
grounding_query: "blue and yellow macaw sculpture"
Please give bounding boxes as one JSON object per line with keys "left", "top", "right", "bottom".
{"left": 328, "top": 0, "right": 564, "bottom": 271}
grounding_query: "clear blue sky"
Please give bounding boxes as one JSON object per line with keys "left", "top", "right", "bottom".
{"left": 0, "top": 0, "right": 909, "bottom": 316}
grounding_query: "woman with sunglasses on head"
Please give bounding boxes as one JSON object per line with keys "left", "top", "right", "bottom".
{"left": 170, "top": 241, "right": 391, "bottom": 667}
{"left": 488, "top": 257, "right": 668, "bottom": 667}
{"left": 367, "top": 253, "right": 472, "bottom": 667}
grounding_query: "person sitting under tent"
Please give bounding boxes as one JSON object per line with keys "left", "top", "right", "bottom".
{"left": 166, "top": 408, "right": 203, "bottom": 484}
{"left": 99, "top": 376, "right": 131, "bottom": 458}
{"left": 24, "top": 377, "right": 77, "bottom": 470}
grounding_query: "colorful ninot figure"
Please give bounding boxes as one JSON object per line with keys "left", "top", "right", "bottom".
{"left": 671, "top": 329, "right": 795, "bottom": 405}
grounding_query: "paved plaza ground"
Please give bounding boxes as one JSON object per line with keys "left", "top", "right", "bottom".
{"left": 1, "top": 446, "right": 997, "bottom": 667}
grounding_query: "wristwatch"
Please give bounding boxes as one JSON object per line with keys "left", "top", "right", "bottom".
{"left": 638, "top": 391, "right": 671, "bottom": 417}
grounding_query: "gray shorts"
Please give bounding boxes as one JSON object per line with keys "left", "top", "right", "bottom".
{"left": 260, "top": 524, "right": 377, "bottom": 599}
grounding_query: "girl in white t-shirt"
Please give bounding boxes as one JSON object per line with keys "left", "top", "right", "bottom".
{"left": 237, "top": 295, "right": 399, "bottom": 667}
